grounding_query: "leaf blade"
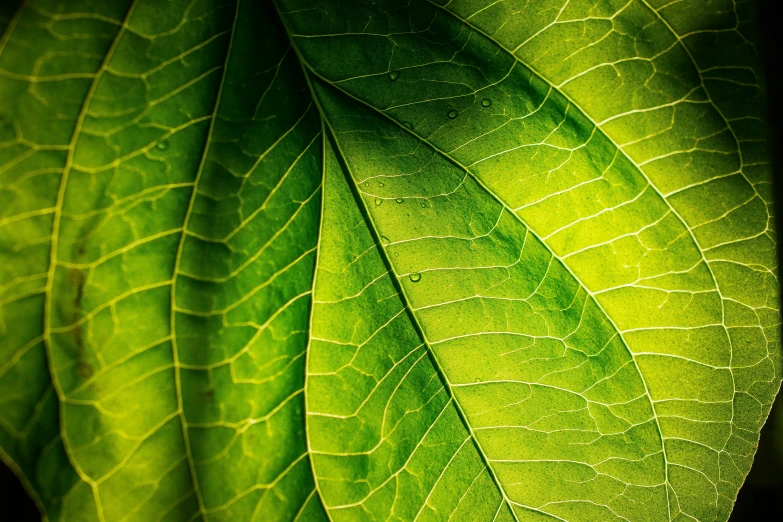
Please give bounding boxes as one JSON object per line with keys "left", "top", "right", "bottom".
{"left": 276, "top": 0, "right": 780, "bottom": 519}
{"left": 0, "top": 1, "right": 778, "bottom": 521}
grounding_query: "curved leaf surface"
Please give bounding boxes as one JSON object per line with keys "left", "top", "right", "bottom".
{"left": 0, "top": 1, "right": 779, "bottom": 521}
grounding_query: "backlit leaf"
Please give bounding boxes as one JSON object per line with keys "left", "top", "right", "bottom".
{"left": 0, "top": 1, "right": 779, "bottom": 521}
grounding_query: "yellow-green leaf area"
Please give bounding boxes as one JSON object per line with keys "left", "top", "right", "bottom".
{"left": 0, "top": 1, "right": 779, "bottom": 522}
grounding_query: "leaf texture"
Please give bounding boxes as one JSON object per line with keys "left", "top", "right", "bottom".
{"left": 0, "top": 1, "right": 779, "bottom": 521}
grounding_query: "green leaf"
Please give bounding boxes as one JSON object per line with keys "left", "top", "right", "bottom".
{"left": 0, "top": 1, "right": 779, "bottom": 521}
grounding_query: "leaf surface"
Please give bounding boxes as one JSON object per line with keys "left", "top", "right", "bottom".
{"left": 0, "top": 1, "right": 779, "bottom": 521}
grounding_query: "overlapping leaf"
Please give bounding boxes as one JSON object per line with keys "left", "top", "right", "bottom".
{"left": 0, "top": 1, "right": 779, "bottom": 521}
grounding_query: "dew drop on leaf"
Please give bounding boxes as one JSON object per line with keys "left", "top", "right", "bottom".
{"left": 409, "top": 273, "right": 421, "bottom": 282}
{"left": 378, "top": 182, "right": 384, "bottom": 187}
{"left": 474, "top": 377, "right": 482, "bottom": 383}
{"left": 447, "top": 109, "right": 459, "bottom": 119}
{"left": 420, "top": 202, "right": 427, "bottom": 208}
{"left": 375, "top": 198, "right": 382, "bottom": 206}
{"left": 396, "top": 198, "right": 404, "bottom": 204}
{"left": 402, "top": 121, "right": 413, "bottom": 130}
{"left": 481, "top": 98, "right": 492, "bottom": 107}
{"left": 156, "top": 140, "right": 169, "bottom": 150}
{"left": 380, "top": 235, "right": 390, "bottom": 244}
{"left": 387, "top": 70, "right": 400, "bottom": 81}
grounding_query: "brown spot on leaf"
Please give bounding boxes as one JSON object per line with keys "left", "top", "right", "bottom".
{"left": 68, "top": 268, "right": 83, "bottom": 286}
{"left": 68, "top": 268, "right": 84, "bottom": 306}
{"left": 72, "top": 325, "right": 83, "bottom": 350}
{"left": 67, "top": 268, "right": 85, "bottom": 349}
{"left": 75, "top": 362, "right": 92, "bottom": 379}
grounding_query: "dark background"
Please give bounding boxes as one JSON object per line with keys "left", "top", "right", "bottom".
{"left": 731, "top": 0, "right": 783, "bottom": 516}
{"left": 1, "top": 0, "right": 781, "bottom": 520}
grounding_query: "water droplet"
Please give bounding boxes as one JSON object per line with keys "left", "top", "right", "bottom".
{"left": 481, "top": 98, "right": 492, "bottom": 107}
{"left": 393, "top": 251, "right": 400, "bottom": 258}
{"left": 474, "top": 377, "right": 482, "bottom": 383}
{"left": 379, "top": 182, "right": 385, "bottom": 187}
{"left": 409, "top": 273, "right": 421, "bottom": 282}
{"left": 156, "top": 140, "right": 169, "bottom": 151}
{"left": 395, "top": 198, "right": 404, "bottom": 204}
{"left": 375, "top": 198, "right": 383, "bottom": 206}
{"left": 364, "top": 182, "right": 369, "bottom": 187}
{"left": 387, "top": 70, "right": 400, "bottom": 81}
{"left": 420, "top": 202, "right": 427, "bottom": 208}
{"left": 447, "top": 109, "right": 459, "bottom": 119}
{"left": 380, "top": 235, "right": 390, "bottom": 244}
{"left": 402, "top": 121, "right": 413, "bottom": 130}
